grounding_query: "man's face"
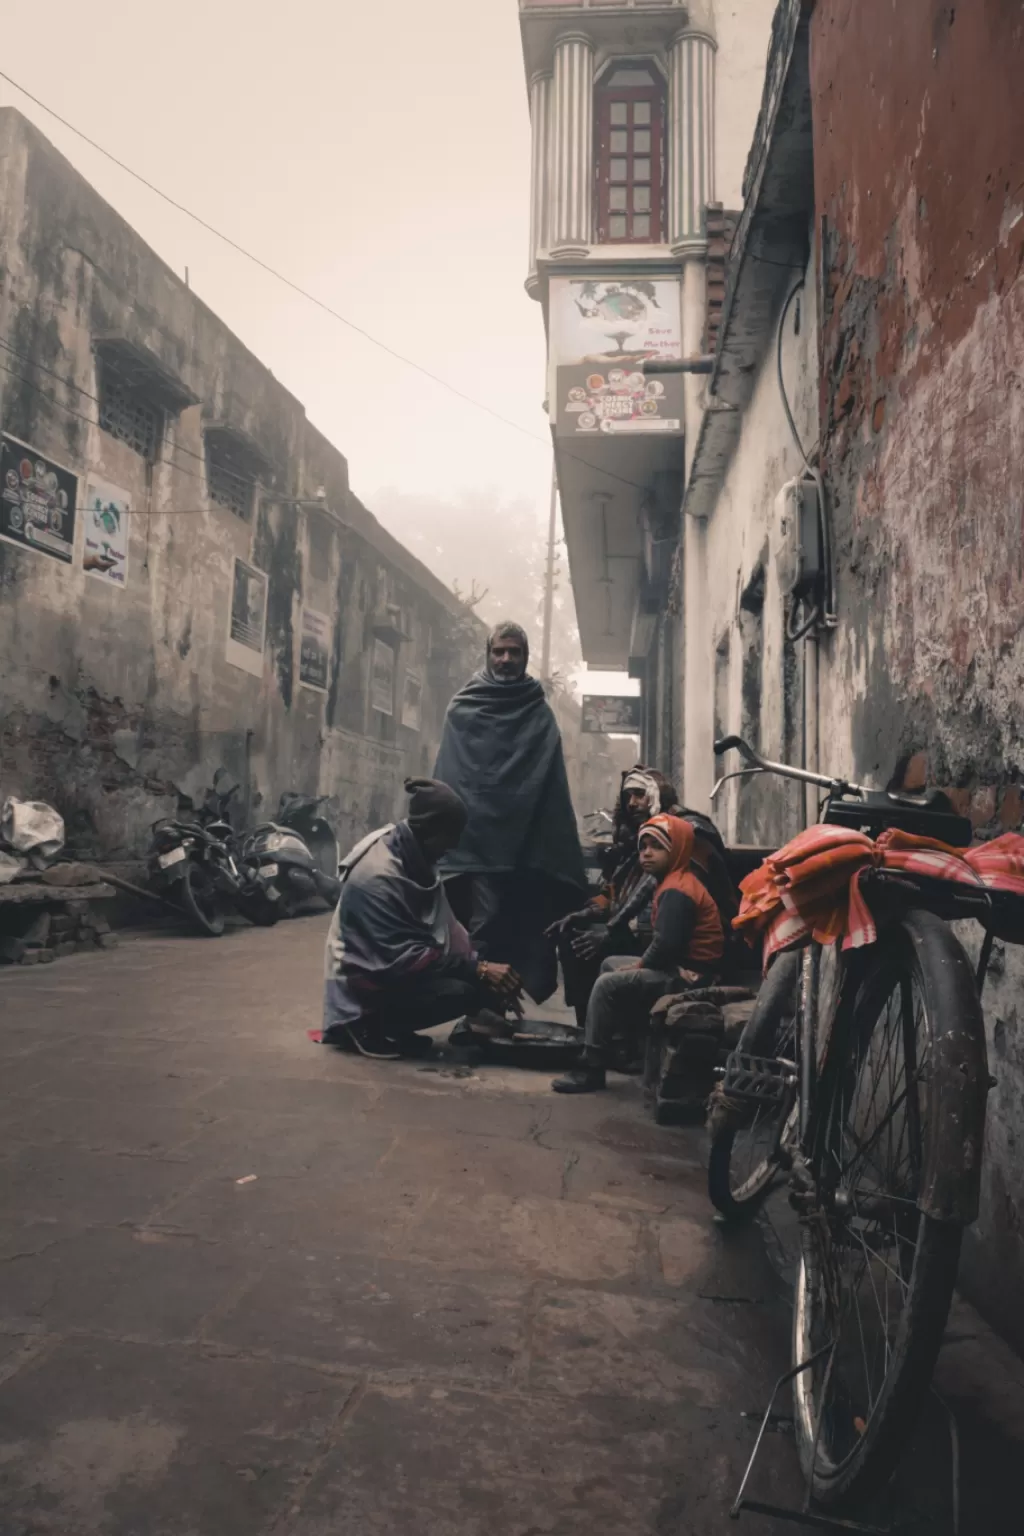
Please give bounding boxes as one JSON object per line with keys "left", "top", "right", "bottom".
{"left": 625, "top": 787, "right": 649, "bottom": 825}
{"left": 489, "top": 635, "right": 526, "bottom": 681}
{"left": 417, "top": 824, "right": 463, "bottom": 864}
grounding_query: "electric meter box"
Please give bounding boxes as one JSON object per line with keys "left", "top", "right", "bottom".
{"left": 774, "top": 475, "right": 822, "bottom": 598}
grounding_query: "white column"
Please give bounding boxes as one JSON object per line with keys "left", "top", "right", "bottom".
{"left": 550, "top": 32, "right": 593, "bottom": 259}
{"left": 682, "top": 513, "right": 712, "bottom": 812}
{"left": 526, "top": 71, "right": 552, "bottom": 296}
{"left": 668, "top": 28, "right": 717, "bottom": 254}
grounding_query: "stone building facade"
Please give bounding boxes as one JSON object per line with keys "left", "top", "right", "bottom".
{"left": 0, "top": 108, "right": 487, "bottom": 858}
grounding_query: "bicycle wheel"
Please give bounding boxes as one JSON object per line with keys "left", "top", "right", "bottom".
{"left": 707, "top": 950, "right": 800, "bottom": 1221}
{"left": 792, "top": 910, "right": 979, "bottom": 1505}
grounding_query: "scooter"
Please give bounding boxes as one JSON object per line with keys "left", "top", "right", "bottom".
{"left": 276, "top": 793, "right": 340, "bottom": 881}
{"left": 241, "top": 819, "right": 341, "bottom": 917}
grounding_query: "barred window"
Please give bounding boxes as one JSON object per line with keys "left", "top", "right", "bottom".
{"left": 98, "top": 364, "right": 164, "bottom": 462}
{"left": 203, "top": 424, "right": 266, "bottom": 522}
{"left": 206, "top": 446, "right": 254, "bottom": 520}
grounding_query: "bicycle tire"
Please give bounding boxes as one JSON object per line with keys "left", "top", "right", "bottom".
{"left": 707, "top": 950, "right": 800, "bottom": 1222}
{"left": 792, "top": 910, "right": 979, "bottom": 1505}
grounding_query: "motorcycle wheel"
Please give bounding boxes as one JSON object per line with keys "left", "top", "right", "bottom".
{"left": 180, "top": 861, "right": 226, "bottom": 937}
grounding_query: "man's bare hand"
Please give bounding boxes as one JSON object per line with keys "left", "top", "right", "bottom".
{"left": 544, "top": 910, "right": 590, "bottom": 940}
{"left": 478, "top": 961, "right": 523, "bottom": 997}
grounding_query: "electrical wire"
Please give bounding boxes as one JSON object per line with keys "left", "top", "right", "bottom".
{"left": 0, "top": 67, "right": 650, "bottom": 500}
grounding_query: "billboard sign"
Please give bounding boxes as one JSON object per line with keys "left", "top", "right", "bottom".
{"left": 299, "top": 606, "right": 331, "bottom": 692}
{"left": 226, "top": 557, "right": 268, "bottom": 677}
{"left": 581, "top": 695, "right": 642, "bottom": 734}
{"left": 83, "top": 477, "right": 130, "bottom": 589}
{"left": 549, "top": 278, "right": 683, "bottom": 438}
{"left": 0, "top": 435, "right": 78, "bottom": 563}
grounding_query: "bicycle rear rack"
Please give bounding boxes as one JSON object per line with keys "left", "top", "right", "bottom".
{"left": 720, "top": 1050, "right": 796, "bottom": 1109}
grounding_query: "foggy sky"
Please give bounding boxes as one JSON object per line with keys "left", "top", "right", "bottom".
{"left": 0, "top": 1, "right": 637, "bottom": 695}
{"left": 0, "top": 0, "right": 551, "bottom": 507}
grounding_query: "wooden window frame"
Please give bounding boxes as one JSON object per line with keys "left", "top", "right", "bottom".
{"left": 595, "top": 69, "right": 666, "bottom": 245}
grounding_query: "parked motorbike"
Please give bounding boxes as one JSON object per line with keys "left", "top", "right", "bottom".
{"left": 277, "top": 793, "right": 340, "bottom": 880}
{"left": 147, "top": 773, "right": 281, "bottom": 936}
{"left": 244, "top": 816, "right": 341, "bottom": 918}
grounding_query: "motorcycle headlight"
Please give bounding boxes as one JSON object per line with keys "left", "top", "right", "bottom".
{"left": 260, "top": 831, "right": 288, "bottom": 854}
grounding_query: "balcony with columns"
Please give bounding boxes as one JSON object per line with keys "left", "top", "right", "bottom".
{"left": 520, "top": 0, "right": 717, "bottom": 672}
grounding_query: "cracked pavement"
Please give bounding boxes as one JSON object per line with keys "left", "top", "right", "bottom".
{"left": 0, "top": 919, "right": 1022, "bottom": 1533}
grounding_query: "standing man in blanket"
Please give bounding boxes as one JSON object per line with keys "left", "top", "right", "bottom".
{"left": 434, "top": 620, "right": 587, "bottom": 1010}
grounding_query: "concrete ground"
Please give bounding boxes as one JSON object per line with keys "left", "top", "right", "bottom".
{"left": 0, "top": 916, "right": 1022, "bottom": 1535}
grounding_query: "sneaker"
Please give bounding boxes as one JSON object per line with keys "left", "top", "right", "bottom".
{"left": 552, "top": 1066, "right": 607, "bottom": 1094}
{"left": 343, "top": 1021, "right": 401, "bottom": 1060}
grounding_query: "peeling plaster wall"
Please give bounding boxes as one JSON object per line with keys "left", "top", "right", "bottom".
{"left": 701, "top": 236, "right": 819, "bottom": 846}
{"left": 811, "top": 0, "right": 1024, "bottom": 1351}
{"left": 0, "top": 110, "right": 483, "bottom": 859}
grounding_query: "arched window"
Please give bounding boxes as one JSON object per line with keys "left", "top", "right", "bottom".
{"left": 595, "top": 61, "right": 666, "bottom": 244}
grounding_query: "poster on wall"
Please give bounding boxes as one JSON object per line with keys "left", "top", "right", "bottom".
{"left": 549, "top": 277, "right": 682, "bottom": 366}
{"left": 226, "top": 557, "right": 268, "bottom": 677}
{"left": 82, "top": 477, "right": 130, "bottom": 588}
{"left": 581, "top": 695, "right": 642, "bottom": 734}
{"left": 0, "top": 434, "right": 78, "bottom": 563}
{"left": 401, "top": 672, "right": 422, "bottom": 732}
{"left": 548, "top": 278, "right": 684, "bottom": 439}
{"left": 299, "top": 606, "right": 331, "bottom": 692}
{"left": 371, "top": 639, "right": 395, "bottom": 716}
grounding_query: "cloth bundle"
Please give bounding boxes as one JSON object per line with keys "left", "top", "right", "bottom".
{"left": 734, "top": 824, "right": 1024, "bottom": 970}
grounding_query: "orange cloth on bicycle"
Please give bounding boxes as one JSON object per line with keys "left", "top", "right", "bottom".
{"left": 640, "top": 813, "right": 725, "bottom": 965}
{"left": 732, "top": 823, "right": 1024, "bottom": 970}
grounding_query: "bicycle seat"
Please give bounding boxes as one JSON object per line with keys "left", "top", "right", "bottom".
{"left": 824, "top": 788, "right": 972, "bottom": 847}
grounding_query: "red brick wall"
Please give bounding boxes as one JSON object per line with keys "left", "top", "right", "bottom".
{"left": 811, "top": 0, "right": 1024, "bottom": 807}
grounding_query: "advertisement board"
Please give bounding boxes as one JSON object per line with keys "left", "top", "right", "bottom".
{"left": 581, "top": 695, "right": 642, "bottom": 734}
{"left": 0, "top": 435, "right": 77, "bottom": 563}
{"left": 226, "top": 557, "right": 268, "bottom": 677}
{"left": 299, "top": 607, "right": 331, "bottom": 692}
{"left": 549, "top": 278, "right": 683, "bottom": 439}
{"left": 83, "top": 477, "right": 130, "bottom": 588}
{"left": 401, "top": 672, "right": 422, "bottom": 732}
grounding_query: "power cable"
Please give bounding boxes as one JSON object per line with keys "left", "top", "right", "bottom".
{"left": 0, "top": 69, "right": 652, "bottom": 499}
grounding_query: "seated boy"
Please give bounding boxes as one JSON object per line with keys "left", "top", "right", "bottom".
{"left": 551, "top": 813, "right": 725, "bottom": 1094}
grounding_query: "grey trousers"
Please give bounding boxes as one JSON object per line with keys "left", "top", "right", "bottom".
{"left": 583, "top": 955, "right": 679, "bottom": 1066}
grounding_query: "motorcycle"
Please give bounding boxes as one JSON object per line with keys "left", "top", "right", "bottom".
{"left": 243, "top": 816, "right": 341, "bottom": 918}
{"left": 277, "top": 793, "right": 340, "bottom": 880}
{"left": 147, "top": 773, "right": 281, "bottom": 936}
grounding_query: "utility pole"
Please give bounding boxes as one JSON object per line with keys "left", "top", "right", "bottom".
{"left": 540, "top": 464, "right": 558, "bottom": 683}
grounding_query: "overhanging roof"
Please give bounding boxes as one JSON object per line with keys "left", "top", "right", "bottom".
{"left": 683, "top": 0, "right": 814, "bottom": 519}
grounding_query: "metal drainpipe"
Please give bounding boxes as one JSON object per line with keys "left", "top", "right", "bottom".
{"left": 803, "top": 636, "right": 819, "bottom": 829}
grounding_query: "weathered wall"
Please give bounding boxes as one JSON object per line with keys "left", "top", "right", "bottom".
{"left": 713, "top": 0, "right": 779, "bottom": 211}
{"left": 699, "top": 235, "right": 818, "bottom": 845}
{"left": 0, "top": 109, "right": 483, "bottom": 860}
{"left": 810, "top": 0, "right": 1024, "bottom": 1351}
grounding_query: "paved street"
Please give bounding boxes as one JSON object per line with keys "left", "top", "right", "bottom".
{"left": 0, "top": 918, "right": 1023, "bottom": 1535}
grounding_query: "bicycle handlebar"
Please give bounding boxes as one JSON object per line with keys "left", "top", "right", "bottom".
{"left": 712, "top": 735, "right": 865, "bottom": 796}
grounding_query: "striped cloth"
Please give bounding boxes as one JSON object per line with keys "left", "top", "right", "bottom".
{"left": 735, "top": 825, "right": 1024, "bottom": 970}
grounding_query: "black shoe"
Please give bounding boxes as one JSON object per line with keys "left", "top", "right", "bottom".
{"left": 343, "top": 1021, "right": 401, "bottom": 1060}
{"left": 552, "top": 1066, "right": 606, "bottom": 1094}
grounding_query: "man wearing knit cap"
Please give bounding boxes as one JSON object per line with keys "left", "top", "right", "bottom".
{"left": 433, "top": 620, "right": 587, "bottom": 1005}
{"left": 321, "top": 778, "right": 522, "bottom": 1058}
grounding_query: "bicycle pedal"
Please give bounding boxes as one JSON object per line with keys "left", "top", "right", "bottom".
{"left": 720, "top": 1050, "right": 794, "bottom": 1107}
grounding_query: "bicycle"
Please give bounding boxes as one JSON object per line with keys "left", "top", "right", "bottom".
{"left": 706, "top": 735, "right": 1005, "bottom": 1510}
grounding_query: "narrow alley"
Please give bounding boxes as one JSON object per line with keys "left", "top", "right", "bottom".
{"left": 1, "top": 919, "right": 1022, "bottom": 1534}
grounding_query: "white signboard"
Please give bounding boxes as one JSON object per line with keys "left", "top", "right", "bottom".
{"left": 83, "top": 477, "right": 130, "bottom": 589}
{"left": 549, "top": 277, "right": 682, "bottom": 366}
{"left": 401, "top": 672, "right": 422, "bottom": 732}
{"left": 226, "top": 557, "right": 268, "bottom": 677}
